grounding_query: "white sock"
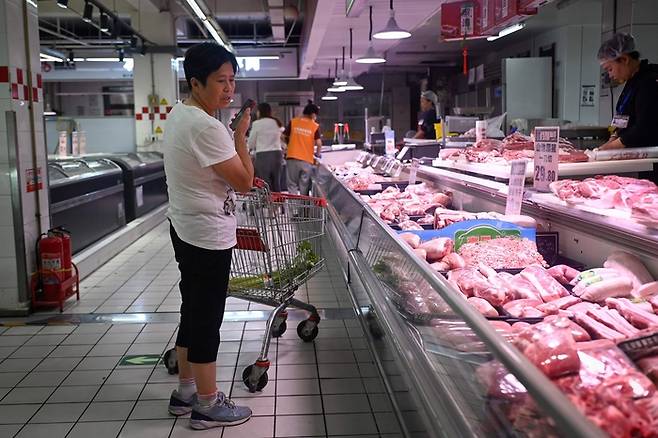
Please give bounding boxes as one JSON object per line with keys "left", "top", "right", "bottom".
{"left": 178, "top": 377, "right": 196, "bottom": 400}
{"left": 198, "top": 391, "right": 218, "bottom": 410}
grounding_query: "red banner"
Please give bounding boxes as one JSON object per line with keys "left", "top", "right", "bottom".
{"left": 441, "top": 1, "right": 486, "bottom": 41}
{"left": 517, "top": 0, "right": 539, "bottom": 15}
{"left": 494, "top": 0, "right": 519, "bottom": 27}
{"left": 480, "top": 0, "right": 496, "bottom": 34}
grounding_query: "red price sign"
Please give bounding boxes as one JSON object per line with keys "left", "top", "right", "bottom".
{"left": 533, "top": 127, "right": 560, "bottom": 192}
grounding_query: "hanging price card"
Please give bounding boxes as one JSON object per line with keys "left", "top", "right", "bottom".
{"left": 533, "top": 126, "right": 559, "bottom": 192}
{"left": 505, "top": 159, "right": 528, "bottom": 216}
{"left": 409, "top": 158, "right": 421, "bottom": 185}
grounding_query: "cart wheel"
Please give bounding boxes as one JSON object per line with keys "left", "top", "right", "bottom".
{"left": 272, "top": 321, "right": 287, "bottom": 338}
{"left": 163, "top": 348, "right": 179, "bottom": 375}
{"left": 297, "top": 320, "right": 319, "bottom": 342}
{"left": 242, "top": 365, "right": 268, "bottom": 393}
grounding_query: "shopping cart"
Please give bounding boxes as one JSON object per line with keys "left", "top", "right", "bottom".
{"left": 163, "top": 180, "right": 327, "bottom": 393}
{"left": 231, "top": 180, "right": 326, "bottom": 392}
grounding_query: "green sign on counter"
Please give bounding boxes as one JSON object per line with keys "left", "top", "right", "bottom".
{"left": 119, "top": 354, "right": 162, "bottom": 366}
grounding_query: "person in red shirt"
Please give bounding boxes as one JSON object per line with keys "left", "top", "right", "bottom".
{"left": 284, "top": 101, "right": 322, "bottom": 195}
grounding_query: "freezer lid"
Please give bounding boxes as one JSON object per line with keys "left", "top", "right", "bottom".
{"left": 47, "top": 164, "right": 68, "bottom": 182}
{"left": 83, "top": 158, "right": 123, "bottom": 173}
{"left": 55, "top": 159, "right": 94, "bottom": 177}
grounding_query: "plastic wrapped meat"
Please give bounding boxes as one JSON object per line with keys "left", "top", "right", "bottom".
{"left": 606, "top": 298, "right": 658, "bottom": 329}
{"left": 547, "top": 265, "right": 581, "bottom": 285}
{"left": 520, "top": 266, "right": 569, "bottom": 302}
{"left": 503, "top": 299, "right": 543, "bottom": 318}
{"left": 638, "top": 356, "right": 658, "bottom": 385}
{"left": 467, "top": 297, "right": 498, "bottom": 317}
{"left": 476, "top": 361, "right": 527, "bottom": 401}
{"left": 398, "top": 220, "right": 423, "bottom": 231}
{"left": 447, "top": 267, "right": 489, "bottom": 298}
{"left": 459, "top": 237, "right": 547, "bottom": 270}
{"left": 418, "top": 238, "right": 453, "bottom": 262}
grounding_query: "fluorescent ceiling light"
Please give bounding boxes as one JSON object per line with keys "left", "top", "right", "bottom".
{"left": 356, "top": 45, "right": 386, "bottom": 64}
{"left": 342, "top": 77, "right": 364, "bottom": 91}
{"left": 373, "top": 10, "right": 411, "bottom": 40}
{"left": 487, "top": 23, "right": 525, "bottom": 41}
{"left": 333, "top": 74, "right": 348, "bottom": 87}
{"left": 185, "top": 0, "right": 207, "bottom": 21}
{"left": 82, "top": 2, "right": 93, "bottom": 22}
{"left": 44, "top": 111, "right": 57, "bottom": 116}
{"left": 327, "top": 85, "right": 345, "bottom": 93}
{"left": 40, "top": 53, "right": 64, "bottom": 62}
{"left": 321, "top": 92, "right": 338, "bottom": 101}
{"left": 203, "top": 20, "right": 228, "bottom": 49}
{"left": 56, "top": 0, "right": 68, "bottom": 8}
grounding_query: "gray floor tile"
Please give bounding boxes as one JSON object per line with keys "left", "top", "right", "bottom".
{"left": 75, "top": 356, "right": 121, "bottom": 370}
{"left": 24, "top": 334, "right": 67, "bottom": 346}
{"left": 0, "top": 386, "right": 56, "bottom": 404}
{"left": 320, "top": 378, "right": 365, "bottom": 395}
{"left": 318, "top": 363, "right": 360, "bottom": 379}
{"left": 106, "top": 368, "right": 152, "bottom": 385}
{"left": 80, "top": 400, "right": 135, "bottom": 421}
{"left": 368, "top": 393, "right": 394, "bottom": 412}
{"left": 61, "top": 333, "right": 104, "bottom": 345}
{"left": 30, "top": 402, "right": 88, "bottom": 423}
{"left": 276, "top": 351, "right": 316, "bottom": 365}
{"left": 0, "top": 404, "right": 41, "bottom": 424}
{"left": 0, "top": 346, "right": 17, "bottom": 359}
{"left": 0, "top": 372, "right": 27, "bottom": 388}
{"left": 230, "top": 379, "right": 275, "bottom": 398}
{"left": 222, "top": 415, "right": 274, "bottom": 438}
{"left": 13, "top": 422, "right": 73, "bottom": 438}
{"left": 48, "top": 345, "right": 93, "bottom": 358}
{"left": 170, "top": 418, "right": 221, "bottom": 438}
{"left": 363, "top": 377, "right": 386, "bottom": 394}
{"left": 231, "top": 396, "right": 274, "bottom": 417}
{"left": 275, "top": 414, "right": 325, "bottom": 437}
{"left": 95, "top": 383, "right": 144, "bottom": 402}
{"left": 62, "top": 370, "right": 111, "bottom": 386}
{"left": 66, "top": 420, "right": 123, "bottom": 438}
{"left": 3, "top": 327, "right": 40, "bottom": 336}
{"left": 326, "top": 412, "right": 378, "bottom": 436}
{"left": 88, "top": 343, "right": 131, "bottom": 357}
{"left": 216, "top": 366, "right": 236, "bottom": 382}
{"left": 129, "top": 399, "right": 171, "bottom": 420}
{"left": 275, "top": 395, "right": 323, "bottom": 415}
{"left": 34, "top": 357, "right": 82, "bottom": 372}
{"left": 98, "top": 333, "right": 140, "bottom": 344}
{"left": 375, "top": 411, "right": 403, "bottom": 434}
{"left": 119, "top": 419, "right": 176, "bottom": 438}
{"left": 275, "top": 379, "right": 320, "bottom": 396}
{"left": 37, "top": 326, "right": 75, "bottom": 335}
{"left": 0, "top": 424, "right": 22, "bottom": 436}
{"left": 126, "top": 343, "right": 166, "bottom": 355}
{"left": 17, "top": 371, "right": 69, "bottom": 388}
{"left": 0, "top": 358, "right": 42, "bottom": 373}
{"left": 276, "top": 364, "right": 318, "bottom": 380}
{"left": 9, "top": 345, "right": 56, "bottom": 359}
{"left": 48, "top": 385, "right": 100, "bottom": 403}
{"left": 138, "top": 383, "right": 171, "bottom": 400}
{"left": 322, "top": 393, "right": 371, "bottom": 414}
{"left": 316, "top": 350, "right": 356, "bottom": 364}
{"left": 71, "top": 324, "right": 110, "bottom": 334}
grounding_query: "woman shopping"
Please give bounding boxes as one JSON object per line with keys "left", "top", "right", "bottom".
{"left": 162, "top": 42, "right": 253, "bottom": 430}
{"left": 248, "top": 102, "right": 285, "bottom": 191}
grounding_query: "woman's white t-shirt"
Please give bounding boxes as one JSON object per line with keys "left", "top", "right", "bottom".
{"left": 163, "top": 103, "right": 238, "bottom": 250}
{"left": 248, "top": 118, "right": 284, "bottom": 153}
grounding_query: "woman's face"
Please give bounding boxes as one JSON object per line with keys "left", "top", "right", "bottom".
{"left": 191, "top": 61, "right": 236, "bottom": 111}
{"left": 602, "top": 55, "right": 634, "bottom": 83}
{"left": 420, "top": 97, "right": 432, "bottom": 112}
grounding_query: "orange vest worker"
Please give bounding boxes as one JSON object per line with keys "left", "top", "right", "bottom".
{"left": 286, "top": 117, "right": 319, "bottom": 164}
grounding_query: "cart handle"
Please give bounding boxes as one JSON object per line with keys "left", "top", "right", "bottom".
{"left": 270, "top": 192, "right": 327, "bottom": 208}
{"left": 253, "top": 178, "right": 266, "bottom": 189}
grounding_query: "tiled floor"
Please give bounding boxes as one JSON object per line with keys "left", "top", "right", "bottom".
{"left": 0, "top": 221, "right": 402, "bottom": 438}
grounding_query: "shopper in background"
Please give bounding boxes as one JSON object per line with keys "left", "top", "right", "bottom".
{"left": 162, "top": 42, "right": 253, "bottom": 430}
{"left": 284, "top": 100, "right": 322, "bottom": 195}
{"left": 413, "top": 90, "right": 439, "bottom": 140}
{"left": 597, "top": 33, "right": 658, "bottom": 150}
{"left": 248, "top": 102, "right": 285, "bottom": 191}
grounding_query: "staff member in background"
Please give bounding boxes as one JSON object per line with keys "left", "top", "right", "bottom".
{"left": 597, "top": 33, "right": 658, "bottom": 150}
{"left": 163, "top": 42, "right": 253, "bottom": 430}
{"left": 248, "top": 102, "right": 284, "bottom": 191}
{"left": 284, "top": 101, "right": 322, "bottom": 195}
{"left": 413, "top": 90, "right": 439, "bottom": 140}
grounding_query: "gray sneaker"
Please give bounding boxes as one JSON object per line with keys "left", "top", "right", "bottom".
{"left": 168, "top": 389, "right": 197, "bottom": 416}
{"left": 190, "top": 393, "right": 252, "bottom": 430}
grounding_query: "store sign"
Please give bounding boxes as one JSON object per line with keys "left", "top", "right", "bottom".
{"left": 517, "top": 0, "right": 541, "bottom": 14}
{"left": 441, "top": 1, "right": 484, "bottom": 41}
{"left": 26, "top": 167, "right": 43, "bottom": 193}
{"left": 495, "top": 0, "right": 518, "bottom": 27}
{"left": 481, "top": 0, "right": 496, "bottom": 34}
{"left": 533, "top": 126, "right": 560, "bottom": 192}
{"left": 505, "top": 159, "right": 528, "bottom": 215}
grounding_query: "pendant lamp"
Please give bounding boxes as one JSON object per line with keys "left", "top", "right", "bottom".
{"left": 373, "top": 0, "right": 411, "bottom": 40}
{"left": 357, "top": 6, "right": 386, "bottom": 64}
{"left": 333, "top": 47, "right": 348, "bottom": 87}
{"left": 321, "top": 68, "right": 338, "bottom": 101}
{"left": 328, "top": 58, "right": 346, "bottom": 92}
{"left": 342, "top": 29, "right": 364, "bottom": 91}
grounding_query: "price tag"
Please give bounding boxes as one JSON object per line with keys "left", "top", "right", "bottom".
{"left": 366, "top": 154, "right": 375, "bottom": 166}
{"left": 505, "top": 159, "right": 528, "bottom": 216}
{"left": 385, "top": 130, "right": 395, "bottom": 156}
{"left": 371, "top": 156, "right": 382, "bottom": 168}
{"left": 396, "top": 146, "right": 410, "bottom": 161}
{"left": 533, "top": 126, "right": 560, "bottom": 192}
{"left": 58, "top": 131, "right": 67, "bottom": 157}
{"left": 393, "top": 162, "right": 403, "bottom": 178}
{"left": 383, "top": 159, "right": 396, "bottom": 175}
{"left": 356, "top": 151, "right": 367, "bottom": 164}
{"left": 409, "top": 158, "right": 420, "bottom": 185}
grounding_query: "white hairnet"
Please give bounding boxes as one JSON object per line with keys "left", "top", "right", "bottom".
{"left": 598, "top": 33, "right": 636, "bottom": 62}
{"left": 421, "top": 90, "right": 438, "bottom": 105}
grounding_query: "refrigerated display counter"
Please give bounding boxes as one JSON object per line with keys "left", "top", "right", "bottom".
{"left": 94, "top": 153, "right": 167, "bottom": 222}
{"left": 48, "top": 157, "right": 126, "bottom": 253}
{"left": 315, "top": 150, "right": 658, "bottom": 437}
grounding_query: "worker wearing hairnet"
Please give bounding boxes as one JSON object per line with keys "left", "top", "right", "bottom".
{"left": 598, "top": 33, "right": 658, "bottom": 150}
{"left": 414, "top": 90, "right": 439, "bottom": 139}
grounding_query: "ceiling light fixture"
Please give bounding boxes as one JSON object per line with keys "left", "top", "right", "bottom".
{"left": 185, "top": 0, "right": 206, "bottom": 21}
{"left": 487, "top": 23, "right": 525, "bottom": 41}
{"left": 82, "top": 1, "right": 93, "bottom": 22}
{"left": 99, "top": 13, "right": 110, "bottom": 31}
{"left": 56, "top": 0, "right": 68, "bottom": 9}
{"left": 357, "top": 6, "right": 386, "bottom": 64}
{"left": 333, "top": 47, "right": 348, "bottom": 86}
{"left": 328, "top": 58, "right": 346, "bottom": 92}
{"left": 343, "top": 28, "right": 364, "bottom": 91}
{"left": 40, "top": 53, "right": 63, "bottom": 62}
{"left": 373, "top": 0, "right": 411, "bottom": 40}
{"left": 183, "top": 0, "right": 233, "bottom": 51}
{"left": 322, "top": 69, "right": 338, "bottom": 101}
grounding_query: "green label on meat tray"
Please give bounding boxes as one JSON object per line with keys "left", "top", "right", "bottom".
{"left": 454, "top": 225, "right": 521, "bottom": 252}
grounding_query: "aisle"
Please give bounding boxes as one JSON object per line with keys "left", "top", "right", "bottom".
{"left": 0, "top": 222, "right": 403, "bottom": 438}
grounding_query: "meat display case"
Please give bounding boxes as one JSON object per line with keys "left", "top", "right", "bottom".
{"left": 314, "top": 162, "right": 607, "bottom": 438}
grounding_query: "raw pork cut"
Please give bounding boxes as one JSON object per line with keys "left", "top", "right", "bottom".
{"left": 520, "top": 266, "right": 569, "bottom": 302}
{"left": 399, "top": 233, "right": 421, "bottom": 248}
{"left": 419, "top": 238, "right": 453, "bottom": 262}
{"left": 458, "top": 237, "right": 546, "bottom": 269}
{"left": 467, "top": 297, "right": 498, "bottom": 317}
{"left": 573, "top": 312, "right": 626, "bottom": 341}
{"left": 606, "top": 298, "right": 658, "bottom": 329}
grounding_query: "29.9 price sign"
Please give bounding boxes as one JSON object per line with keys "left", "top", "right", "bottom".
{"left": 533, "top": 126, "right": 560, "bottom": 192}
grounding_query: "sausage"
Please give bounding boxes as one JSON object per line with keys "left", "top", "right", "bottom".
{"left": 578, "top": 277, "right": 633, "bottom": 302}
{"left": 399, "top": 232, "right": 421, "bottom": 249}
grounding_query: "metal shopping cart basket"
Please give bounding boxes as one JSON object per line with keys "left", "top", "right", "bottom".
{"left": 164, "top": 180, "right": 327, "bottom": 393}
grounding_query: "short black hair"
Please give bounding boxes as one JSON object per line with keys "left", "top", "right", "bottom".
{"left": 257, "top": 102, "right": 272, "bottom": 118}
{"left": 183, "top": 43, "right": 238, "bottom": 88}
{"left": 303, "top": 100, "right": 319, "bottom": 116}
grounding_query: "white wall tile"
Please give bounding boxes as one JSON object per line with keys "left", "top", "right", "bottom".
{"left": 0, "top": 287, "right": 21, "bottom": 310}
{"left": 0, "top": 226, "right": 16, "bottom": 258}
{"left": 5, "top": 0, "right": 26, "bottom": 71}
{"left": 0, "top": 195, "right": 12, "bottom": 226}
{"left": 11, "top": 99, "right": 30, "bottom": 133}
{"left": 0, "top": 256, "right": 18, "bottom": 289}
{"left": 0, "top": 163, "right": 11, "bottom": 195}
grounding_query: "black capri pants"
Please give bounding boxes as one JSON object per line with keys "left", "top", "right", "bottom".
{"left": 170, "top": 224, "right": 233, "bottom": 363}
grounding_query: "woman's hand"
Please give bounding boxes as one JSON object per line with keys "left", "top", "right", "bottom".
{"left": 233, "top": 108, "right": 251, "bottom": 141}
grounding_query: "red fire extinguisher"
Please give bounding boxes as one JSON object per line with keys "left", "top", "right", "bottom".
{"left": 52, "top": 227, "right": 72, "bottom": 279}
{"left": 36, "top": 231, "right": 63, "bottom": 298}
